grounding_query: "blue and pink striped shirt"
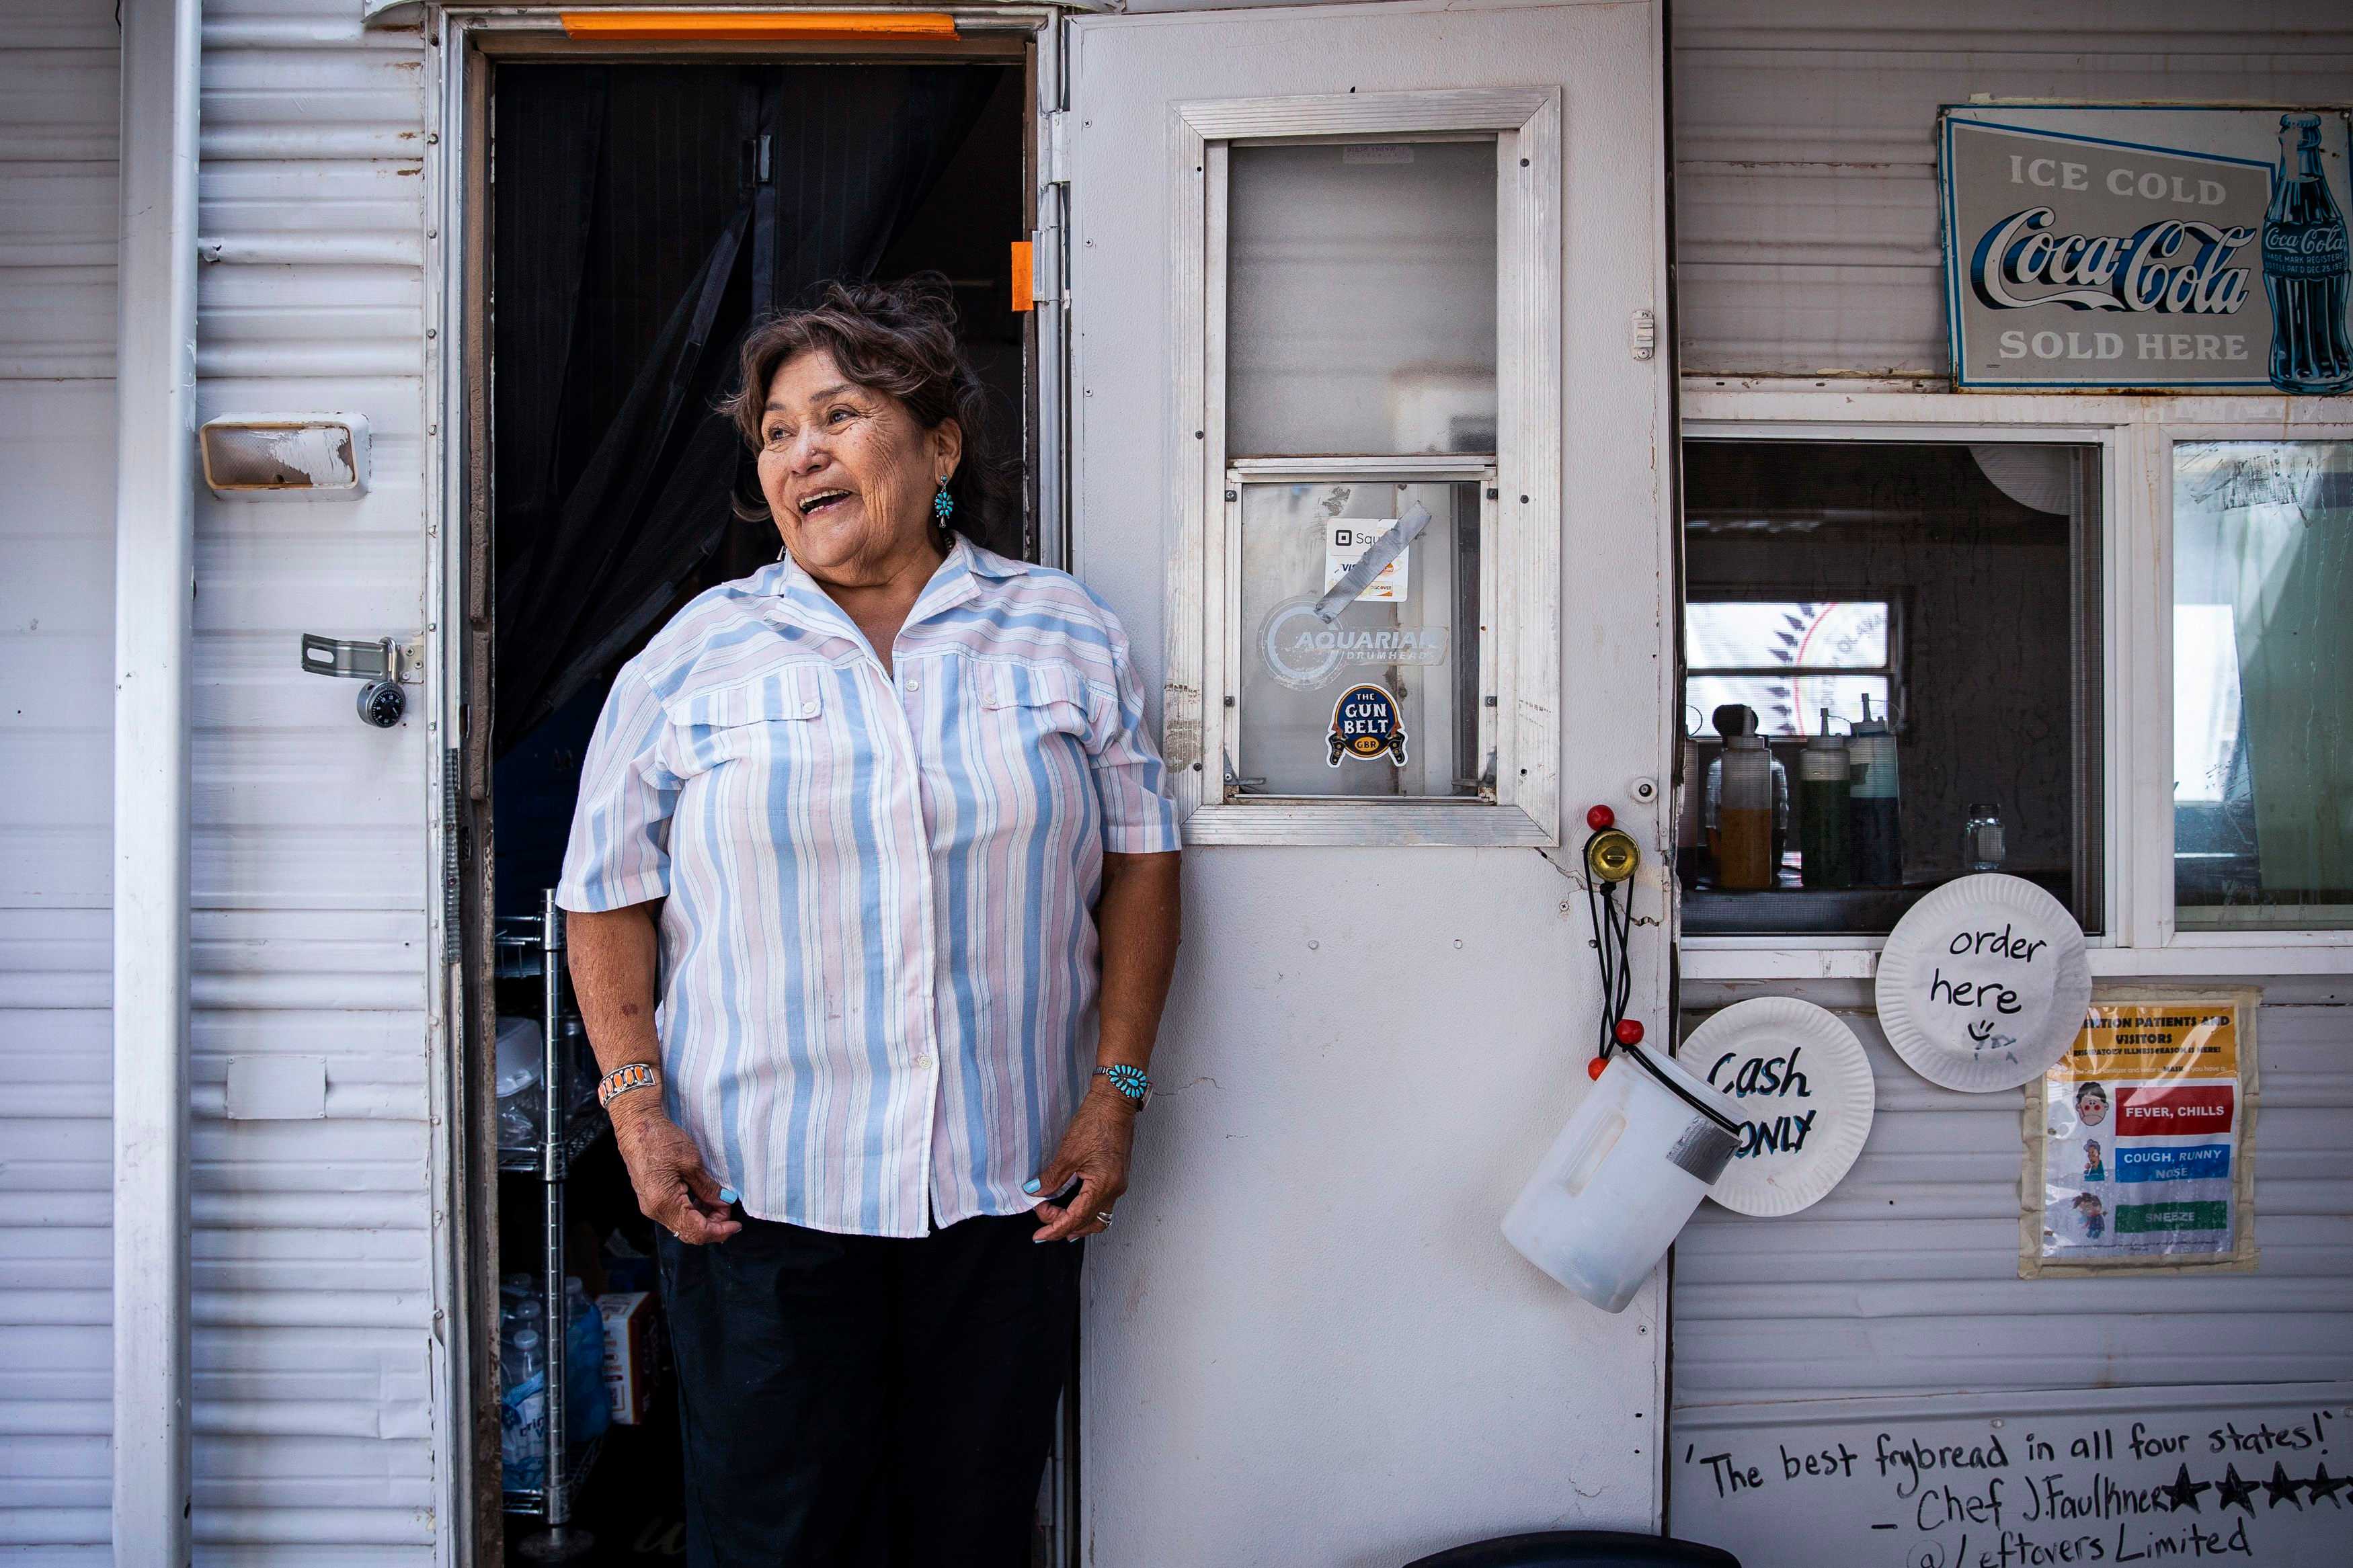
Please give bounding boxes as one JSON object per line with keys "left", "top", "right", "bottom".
{"left": 557, "top": 538, "right": 1182, "bottom": 1237}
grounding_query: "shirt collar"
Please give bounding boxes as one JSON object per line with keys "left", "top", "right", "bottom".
{"left": 750, "top": 535, "right": 1027, "bottom": 644}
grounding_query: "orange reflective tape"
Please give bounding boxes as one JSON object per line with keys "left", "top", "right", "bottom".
{"left": 1009, "top": 241, "right": 1033, "bottom": 314}
{"left": 560, "top": 11, "right": 959, "bottom": 42}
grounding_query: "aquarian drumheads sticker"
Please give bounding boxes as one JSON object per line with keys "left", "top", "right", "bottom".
{"left": 1259, "top": 596, "right": 1449, "bottom": 692}
{"left": 1326, "top": 682, "right": 1408, "bottom": 768}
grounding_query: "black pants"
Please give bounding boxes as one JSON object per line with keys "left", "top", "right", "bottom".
{"left": 657, "top": 1211, "right": 1082, "bottom": 1568}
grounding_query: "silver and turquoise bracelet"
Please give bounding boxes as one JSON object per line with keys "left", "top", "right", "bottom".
{"left": 1092, "top": 1063, "right": 1150, "bottom": 1109}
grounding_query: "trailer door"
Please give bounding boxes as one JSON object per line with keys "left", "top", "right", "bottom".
{"left": 1064, "top": 1, "right": 1678, "bottom": 1559}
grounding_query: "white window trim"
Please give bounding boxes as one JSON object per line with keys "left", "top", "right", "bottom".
{"left": 1677, "top": 382, "right": 2353, "bottom": 982}
{"left": 1163, "top": 87, "right": 1562, "bottom": 848}
{"left": 2155, "top": 414, "right": 2353, "bottom": 953}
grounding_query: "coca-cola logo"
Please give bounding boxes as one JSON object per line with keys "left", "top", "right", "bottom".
{"left": 2264, "top": 226, "right": 2348, "bottom": 258}
{"left": 1968, "top": 207, "right": 2257, "bottom": 315}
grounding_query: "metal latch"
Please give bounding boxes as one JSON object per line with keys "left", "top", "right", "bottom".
{"left": 301, "top": 634, "right": 423, "bottom": 729}
{"left": 301, "top": 633, "right": 423, "bottom": 684}
{"left": 1630, "top": 308, "right": 1657, "bottom": 362}
{"left": 1222, "top": 748, "right": 1267, "bottom": 799}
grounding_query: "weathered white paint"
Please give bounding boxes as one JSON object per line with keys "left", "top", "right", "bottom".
{"left": 1, "top": 4, "right": 122, "bottom": 1556}
{"left": 1673, "top": 0, "right": 2353, "bottom": 378}
{"left": 113, "top": 0, "right": 204, "bottom": 1557}
{"left": 1068, "top": 3, "right": 1675, "bottom": 1562}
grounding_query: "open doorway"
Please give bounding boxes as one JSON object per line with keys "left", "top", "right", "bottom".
{"left": 472, "top": 51, "right": 1055, "bottom": 1566}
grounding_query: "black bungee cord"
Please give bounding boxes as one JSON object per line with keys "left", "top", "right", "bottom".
{"left": 1585, "top": 844, "right": 1636, "bottom": 1067}
{"left": 1580, "top": 809, "right": 1741, "bottom": 1137}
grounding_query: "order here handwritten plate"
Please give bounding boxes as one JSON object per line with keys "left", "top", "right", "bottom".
{"left": 1686, "top": 997, "right": 1875, "bottom": 1217}
{"left": 1876, "top": 874, "right": 2092, "bottom": 1093}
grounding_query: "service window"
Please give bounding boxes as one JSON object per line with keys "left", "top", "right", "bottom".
{"left": 1679, "top": 440, "right": 2103, "bottom": 935}
{"left": 1165, "top": 91, "right": 1562, "bottom": 845}
{"left": 2173, "top": 440, "right": 2353, "bottom": 928}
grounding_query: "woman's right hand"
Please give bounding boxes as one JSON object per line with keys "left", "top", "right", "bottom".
{"left": 611, "top": 1102, "right": 743, "bottom": 1245}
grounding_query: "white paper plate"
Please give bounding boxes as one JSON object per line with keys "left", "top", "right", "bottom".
{"left": 1875, "top": 874, "right": 2092, "bottom": 1092}
{"left": 1686, "top": 997, "right": 1875, "bottom": 1217}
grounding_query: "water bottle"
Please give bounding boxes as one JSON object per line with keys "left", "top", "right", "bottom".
{"left": 2264, "top": 112, "right": 2353, "bottom": 395}
{"left": 494, "top": 1017, "right": 544, "bottom": 1151}
{"left": 563, "top": 1276, "right": 612, "bottom": 1444}
{"left": 501, "top": 1325, "right": 547, "bottom": 1493}
{"left": 500, "top": 1271, "right": 540, "bottom": 1338}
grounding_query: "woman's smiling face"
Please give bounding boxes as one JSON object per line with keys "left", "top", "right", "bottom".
{"left": 757, "top": 347, "right": 960, "bottom": 585}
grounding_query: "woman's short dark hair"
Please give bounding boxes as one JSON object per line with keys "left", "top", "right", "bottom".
{"left": 723, "top": 275, "right": 1011, "bottom": 540}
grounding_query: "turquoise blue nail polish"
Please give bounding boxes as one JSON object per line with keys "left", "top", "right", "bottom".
{"left": 719, "top": 1187, "right": 737, "bottom": 1204}
{"left": 1022, "top": 1178, "right": 1041, "bottom": 1194}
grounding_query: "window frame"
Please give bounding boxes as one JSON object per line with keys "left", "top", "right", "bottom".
{"left": 1163, "top": 87, "right": 1562, "bottom": 848}
{"left": 1682, "top": 589, "right": 1907, "bottom": 740}
{"left": 1677, "top": 390, "right": 2353, "bottom": 980}
{"left": 2157, "top": 419, "right": 2353, "bottom": 950}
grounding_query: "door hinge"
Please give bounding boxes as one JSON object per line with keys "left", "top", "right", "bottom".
{"left": 1034, "top": 111, "right": 1072, "bottom": 309}
{"left": 1043, "top": 108, "right": 1072, "bottom": 189}
{"left": 1029, "top": 215, "right": 1065, "bottom": 308}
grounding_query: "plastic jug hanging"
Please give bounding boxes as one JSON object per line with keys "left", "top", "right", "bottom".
{"left": 1503, "top": 1044, "right": 1744, "bottom": 1313}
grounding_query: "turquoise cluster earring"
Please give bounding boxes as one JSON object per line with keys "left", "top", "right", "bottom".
{"left": 932, "top": 477, "right": 955, "bottom": 526}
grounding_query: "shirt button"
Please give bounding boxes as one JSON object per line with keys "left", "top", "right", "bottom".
{"left": 799, "top": 700, "right": 818, "bottom": 716}
{"left": 904, "top": 677, "right": 922, "bottom": 693}
{"left": 913, "top": 1054, "right": 934, "bottom": 1070}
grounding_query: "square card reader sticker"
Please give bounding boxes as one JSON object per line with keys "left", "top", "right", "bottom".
{"left": 1324, "top": 520, "right": 1410, "bottom": 603}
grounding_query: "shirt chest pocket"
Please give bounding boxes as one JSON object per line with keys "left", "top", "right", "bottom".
{"left": 665, "top": 668, "right": 829, "bottom": 777}
{"left": 980, "top": 662, "right": 1093, "bottom": 749}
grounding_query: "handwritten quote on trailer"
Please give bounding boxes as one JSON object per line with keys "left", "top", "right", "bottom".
{"left": 1679, "top": 1403, "right": 2346, "bottom": 1567}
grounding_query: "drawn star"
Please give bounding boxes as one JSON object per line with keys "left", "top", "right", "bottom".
{"left": 2163, "top": 1463, "right": 2211, "bottom": 1513}
{"left": 2215, "top": 1463, "right": 2260, "bottom": 1515}
{"left": 2305, "top": 1463, "right": 2348, "bottom": 1508}
{"left": 2262, "top": 1461, "right": 2304, "bottom": 1509}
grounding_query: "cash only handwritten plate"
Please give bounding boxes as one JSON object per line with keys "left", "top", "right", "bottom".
{"left": 1876, "top": 874, "right": 2093, "bottom": 1092}
{"left": 1686, "top": 997, "right": 1876, "bottom": 1218}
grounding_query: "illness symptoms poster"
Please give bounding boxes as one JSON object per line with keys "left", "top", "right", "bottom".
{"left": 2025, "top": 994, "right": 2258, "bottom": 1274}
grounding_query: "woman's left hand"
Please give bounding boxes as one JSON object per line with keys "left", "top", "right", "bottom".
{"left": 1027, "top": 1084, "right": 1137, "bottom": 1242}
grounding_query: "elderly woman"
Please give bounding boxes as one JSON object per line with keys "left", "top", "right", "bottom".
{"left": 557, "top": 278, "right": 1183, "bottom": 1567}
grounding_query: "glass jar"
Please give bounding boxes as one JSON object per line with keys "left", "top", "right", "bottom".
{"left": 1961, "top": 802, "right": 2007, "bottom": 873}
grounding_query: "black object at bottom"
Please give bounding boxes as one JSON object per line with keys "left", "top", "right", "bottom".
{"left": 657, "top": 1210, "right": 1079, "bottom": 1568}
{"left": 1403, "top": 1530, "right": 1741, "bottom": 1567}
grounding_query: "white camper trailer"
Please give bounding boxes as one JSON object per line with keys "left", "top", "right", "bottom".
{"left": 6, "top": 0, "right": 2349, "bottom": 1565}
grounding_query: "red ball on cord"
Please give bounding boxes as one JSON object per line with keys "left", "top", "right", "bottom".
{"left": 1614, "top": 1018, "right": 1644, "bottom": 1046}
{"left": 1586, "top": 804, "right": 1616, "bottom": 831}
{"left": 1587, "top": 1056, "right": 1608, "bottom": 1081}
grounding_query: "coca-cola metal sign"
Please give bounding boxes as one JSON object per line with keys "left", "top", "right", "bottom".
{"left": 1940, "top": 106, "right": 2352, "bottom": 393}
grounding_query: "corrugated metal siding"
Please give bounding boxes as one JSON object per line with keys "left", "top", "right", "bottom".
{"left": 0, "top": 1, "right": 118, "bottom": 1559}
{"left": 192, "top": 0, "right": 439, "bottom": 1560}
{"left": 1671, "top": 0, "right": 2353, "bottom": 376}
{"left": 1671, "top": 992, "right": 2353, "bottom": 1410}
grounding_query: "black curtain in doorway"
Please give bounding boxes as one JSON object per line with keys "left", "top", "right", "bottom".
{"left": 491, "top": 65, "right": 999, "bottom": 757}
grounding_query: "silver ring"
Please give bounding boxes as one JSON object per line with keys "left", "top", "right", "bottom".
{"left": 1095, "top": 1210, "right": 1115, "bottom": 1227}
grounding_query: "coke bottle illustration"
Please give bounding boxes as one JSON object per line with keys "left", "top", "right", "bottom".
{"left": 2262, "top": 112, "right": 2352, "bottom": 395}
